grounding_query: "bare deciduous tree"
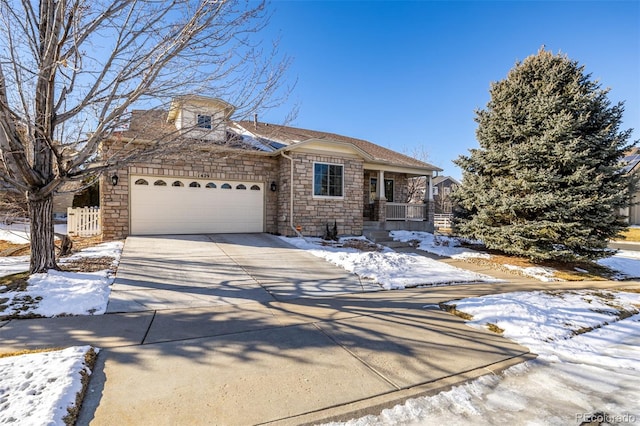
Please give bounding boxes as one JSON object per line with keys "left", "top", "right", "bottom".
{"left": 0, "top": 0, "right": 291, "bottom": 273}
{"left": 402, "top": 145, "right": 431, "bottom": 203}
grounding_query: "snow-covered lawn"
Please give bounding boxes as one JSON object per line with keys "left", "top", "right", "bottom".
{"left": 392, "top": 230, "right": 640, "bottom": 281}
{"left": 0, "top": 346, "right": 97, "bottom": 426}
{"left": 598, "top": 249, "right": 640, "bottom": 279}
{"left": 0, "top": 241, "right": 122, "bottom": 317}
{"left": 0, "top": 240, "right": 122, "bottom": 426}
{"left": 327, "top": 290, "right": 640, "bottom": 425}
{"left": 390, "top": 230, "right": 489, "bottom": 260}
{"left": 1, "top": 222, "right": 71, "bottom": 278}
{"left": 0, "top": 222, "right": 68, "bottom": 244}
{"left": 282, "top": 236, "right": 500, "bottom": 289}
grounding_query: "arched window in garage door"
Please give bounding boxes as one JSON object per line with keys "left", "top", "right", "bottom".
{"left": 134, "top": 178, "right": 149, "bottom": 185}
{"left": 172, "top": 181, "right": 184, "bottom": 187}
{"left": 221, "top": 183, "right": 232, "bottom": 189}
{"left": 189, "top": 182, "right": 201, "bottom": 188}
{"left": 205, "top": 183, "right": 217, "bottom": 188}
{"left": 154, "top": 180, "right": 167, "bottom": 186}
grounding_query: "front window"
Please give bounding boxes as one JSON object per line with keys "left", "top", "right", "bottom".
{"left": 197, "top": 114, "right": 212, "bottom": 129}
{"left": 314, "top": 163, "right": 343, "bottom": 197}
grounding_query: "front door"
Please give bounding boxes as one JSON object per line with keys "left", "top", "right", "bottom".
{"left": 369, "top": 178, "right": 394, "bottom": 202}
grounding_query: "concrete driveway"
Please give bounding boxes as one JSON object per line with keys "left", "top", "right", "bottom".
{"left": 106, "top": 233, "right": 379, "bottom": 313}
{"left": 0, "top": 233, "right": 539, "bottom": 425}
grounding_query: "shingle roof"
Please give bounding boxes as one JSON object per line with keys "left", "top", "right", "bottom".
{"left": 433, "top": 176, "right": 460, "bottom": 186}
{"left": 235, "top": 121, "right": 441, "bottom": 172}
{"left": 111, "top": 110, "right": 441, "bottom": 172}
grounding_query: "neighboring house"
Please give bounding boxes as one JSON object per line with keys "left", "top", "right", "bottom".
{"left": 432, "top": 176, "right": 460, "bottom": 214}
{"left": 100, "top": 96, "right": 442, "bottom": 240}
{"left": 621, "top": 148, "right": 640, "bottom": 225}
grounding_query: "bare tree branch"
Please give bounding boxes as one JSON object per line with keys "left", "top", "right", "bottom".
{"left": 0, "top": 0, "right": 293, "bottom": 272}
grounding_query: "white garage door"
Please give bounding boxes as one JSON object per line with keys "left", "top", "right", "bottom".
{"left": 130, "top": 175, "right": 264, "bottom": 235}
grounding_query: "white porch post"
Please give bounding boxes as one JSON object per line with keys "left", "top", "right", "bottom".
{"left": 425, "top": 174, "right": 435, "bottom": 227}
{"left": 377, "top": 170, "right": 386, "bottom": 200}
{"left": 426, "top": 174, "right": 433, "bottom": 202}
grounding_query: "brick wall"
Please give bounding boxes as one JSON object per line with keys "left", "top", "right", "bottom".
{"left": 102, "top": 140, "right": 368, "bottom": 240}
{"left": 100, "top": 139, "right": 279, "bottom": 239}
{"left": 277, "top": 152, "right": 364, "bottom": 237}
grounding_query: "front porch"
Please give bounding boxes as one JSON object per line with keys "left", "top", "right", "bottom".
{"left": 362, "top": 169, "right": 435, "bottom": 234}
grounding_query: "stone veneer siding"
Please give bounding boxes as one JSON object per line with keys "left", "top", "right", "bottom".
{"left": 100, "top": 139, "right": 279, "bottom": 240}
{"left": 277, "top": 152, "right": 364, "bottom": 237}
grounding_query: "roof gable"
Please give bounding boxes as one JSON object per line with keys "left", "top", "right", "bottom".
{"left": 433, "top": 176, "right": 460, "bottom": 186}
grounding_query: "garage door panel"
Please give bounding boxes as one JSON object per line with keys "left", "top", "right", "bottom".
{"left": 130, "top": 176, "right": 264, "bottom": 235}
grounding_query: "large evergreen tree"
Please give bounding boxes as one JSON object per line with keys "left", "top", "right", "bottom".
{"left": 453, "top": 48, "right": 637, "bottom": 262}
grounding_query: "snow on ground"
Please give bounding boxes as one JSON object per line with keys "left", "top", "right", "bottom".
{"left": 327, "top": 290, "right": 640, "bottom": 426}
{"left": 0, "top": 255, "right": 30, "bottom": 278}
{"left": 0, "top": 240, "right": 122, "bottom": 280}
{"left": 598, "top": 249, "right": 640, "bottom": 279}
{"left": 391, "top": 231, "right": 566, "bottom": 281}
{"left": 0, "top": 240, "right": 121, "bottom": 426}
{"left": 282, "top": 236, "right": 500, "bottom": 289}
{"left": 503, "top": 264, "right": 558, "bottom": 282}
{"left": 392, "top": 230, "right": 640, "bottom": 281}
{"left": 0, "top": 222, "right": 68, "bottom": 244}
{"left": 0, "top": 241, "right": 123, "bottom": 316}
{"left": 0, "top": 346, "right": 97, "bottom": 426}
{"left": 390, "top": 230, "right": 489, "bottom": 259}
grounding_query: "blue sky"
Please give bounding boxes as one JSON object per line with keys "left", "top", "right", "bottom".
{"left": 259, "top": 0, "right": 640, "bottom": 179}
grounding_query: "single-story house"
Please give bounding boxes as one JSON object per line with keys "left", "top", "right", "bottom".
{"left": 100, "top": 96, "right": 442, "bottom": 240}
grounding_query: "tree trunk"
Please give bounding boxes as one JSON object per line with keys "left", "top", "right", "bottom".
{"left": 28, "top": 193, "right": 58, "bottom": 273}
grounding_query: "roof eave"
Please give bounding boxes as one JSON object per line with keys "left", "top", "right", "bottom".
{"left": 274, "top": 138, "right": 376, "bottom": 160}
{"left": 364, "top": 160, "right": 442, "bottom": 175}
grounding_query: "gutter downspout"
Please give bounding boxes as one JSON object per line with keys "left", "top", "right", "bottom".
{"left": 280, "top": 152, "right": 304, "bottom": 238}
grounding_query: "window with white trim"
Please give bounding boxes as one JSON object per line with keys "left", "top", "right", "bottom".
{"left": 314, "top": 163, "right": 343, "bottom": 197}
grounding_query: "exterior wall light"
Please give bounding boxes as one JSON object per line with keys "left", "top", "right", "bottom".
{"left": 111, "top": 174, "right": 119, "bottom": 186}
{"left": 270, "top": 181, "right": 277, "bottom": 192}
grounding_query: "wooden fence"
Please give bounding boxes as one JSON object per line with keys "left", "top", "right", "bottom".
{"left": 67, "top": 207, "right": 101, "bottom": 237}
{"left": 433, "top": 214, "right": 453, "bottom": 229}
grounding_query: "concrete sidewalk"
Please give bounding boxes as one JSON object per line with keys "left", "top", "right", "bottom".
{"left": 1, "top": 234, "right": 638, "bottom": 425}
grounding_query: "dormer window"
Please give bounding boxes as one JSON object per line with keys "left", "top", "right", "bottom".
{"left": 167, "top": 96, "right": 235, "bottom": 141}
{"left": 197, "top": 114, "right": 212, "bottom": 129}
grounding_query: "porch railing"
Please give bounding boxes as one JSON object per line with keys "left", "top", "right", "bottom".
{"left": 386, "top": 203, "right": 427, "bottom": 221}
